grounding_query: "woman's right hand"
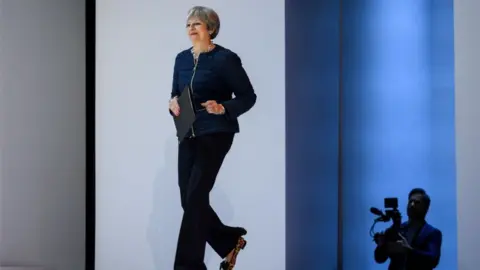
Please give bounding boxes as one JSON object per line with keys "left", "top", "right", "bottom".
{"left": 169, "top": 97, "right": 180, "bottom": 116}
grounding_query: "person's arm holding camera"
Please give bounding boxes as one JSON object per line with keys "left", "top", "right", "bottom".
{"left": 397, "top": 230, "right": 442, "bottom": 268}
{"left": 374, "top": 232, "right": 389, "bottom": 263}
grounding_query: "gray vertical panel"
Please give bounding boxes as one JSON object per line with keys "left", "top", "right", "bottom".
{"left": 0, "top": 1, "right": 85, "bottom": 269}
{"left": 454, "top": 1, "right": 480, "bottom": 270}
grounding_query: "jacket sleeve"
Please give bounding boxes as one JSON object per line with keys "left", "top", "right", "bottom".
{"left": 171, "top": 53, "right": 181, "bottom": 98}
{"left": 374, "top": 229, "right": 391, "bottom": 264}
{"left": 169, "top": 54, "right": 181, "bottom": 116}
{"left": 220, "top": 52, "right": 257, "bottom": 120}
{"left": 408, "top": 229, "right": 442, "bottom": 268}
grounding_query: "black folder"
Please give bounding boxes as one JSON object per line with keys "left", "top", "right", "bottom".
{"left": 173, "top": 86, "right": 196, "bottom": 141}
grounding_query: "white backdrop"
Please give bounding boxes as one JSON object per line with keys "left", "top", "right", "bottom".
{"left": 454, "top": 0, "right": 480, "bottom": 270}
{"left": 95, "top": 1, "right": 285, "bottom": 269}
{"left": 0, "top": 0, "right": 85, "bottom": 269}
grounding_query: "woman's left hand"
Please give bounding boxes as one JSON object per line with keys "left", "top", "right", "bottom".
{"left": 201, "top": 100, "right": 225, "bottom": 115}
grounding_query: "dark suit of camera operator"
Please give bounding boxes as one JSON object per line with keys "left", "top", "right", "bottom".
{"left": 374, "top": 188, "right": 442, "bottom": 270}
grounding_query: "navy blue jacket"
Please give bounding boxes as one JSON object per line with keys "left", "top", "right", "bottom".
{"left": 170, "top": 45, "right": 257, "bottom": 138}
{"left": 374, "top": 222, "right": 442, "bottom": 270}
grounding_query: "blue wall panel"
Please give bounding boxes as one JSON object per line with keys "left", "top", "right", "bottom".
{"left": 285, "top": 0, "right": 340, "bottom": 269}
{"left": 341, "top": 1, "right": 456, "bottom": 270}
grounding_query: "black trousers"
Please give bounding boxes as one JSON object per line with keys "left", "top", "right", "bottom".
{"left": 174, "top": 132, "right": 239, "bottom": 270}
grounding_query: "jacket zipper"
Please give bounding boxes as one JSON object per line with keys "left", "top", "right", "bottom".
{"left": 189, "top": 57, "right": 199, "bottom": 137}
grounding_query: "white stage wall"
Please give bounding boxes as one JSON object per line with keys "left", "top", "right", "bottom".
{"left": 454, "top": 1, "right": 480, "bottom": 270}
{"left": 95, "top": 1, "right": 285, "bottom": 269}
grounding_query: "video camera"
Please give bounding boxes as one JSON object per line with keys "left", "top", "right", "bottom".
{"left": 369, "top": 197, "right": 402, "bottom": 244}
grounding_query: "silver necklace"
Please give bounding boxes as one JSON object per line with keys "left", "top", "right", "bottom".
{"left": 192, "top": 43, "right": 214, "bottom": 61}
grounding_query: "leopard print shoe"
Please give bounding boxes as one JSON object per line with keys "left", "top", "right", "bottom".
{"left": 219, "top": 237, "right": 247, "bottom": 270}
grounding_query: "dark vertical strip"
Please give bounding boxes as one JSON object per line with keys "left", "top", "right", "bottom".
{"left": 85, "top": 0, "right": 96, "bottom": 269}
{"left": 337, "top": 0, "right": 343, "bottom": 269}
{"left": 285, "top": 0, "right": 340, "bottom": 269}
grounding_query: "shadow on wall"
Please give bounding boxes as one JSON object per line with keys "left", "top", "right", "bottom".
{"left": 146, "top": 135, "right": 234, "bottom": 269}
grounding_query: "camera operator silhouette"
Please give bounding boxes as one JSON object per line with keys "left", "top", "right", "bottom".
{"left": 374, "top": 188, "right": 442, "bottom": 270}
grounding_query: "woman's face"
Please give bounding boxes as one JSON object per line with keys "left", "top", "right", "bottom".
{"left": 186, "top": 17, "right": 210, "bottom": 43}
